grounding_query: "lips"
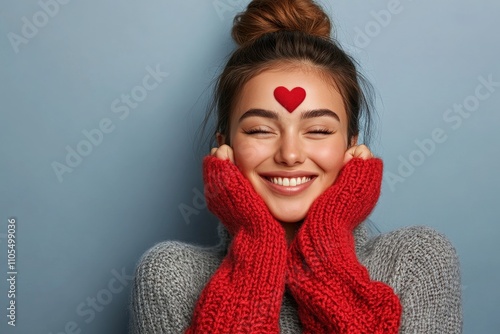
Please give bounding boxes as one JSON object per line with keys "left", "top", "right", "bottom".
{"left": 260, "top": 172, "right": 316, "bottom": 195}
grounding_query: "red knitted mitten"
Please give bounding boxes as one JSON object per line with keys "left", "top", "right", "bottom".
{"left": 286, "top": 158, "right": 402, "bottom": 334}
{"left": 186, "top": 156, "right": 287, "bottom": 334}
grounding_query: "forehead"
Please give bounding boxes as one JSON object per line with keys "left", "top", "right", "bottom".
{"left": 233, "top": 67, "right": 346, "bottom": 121}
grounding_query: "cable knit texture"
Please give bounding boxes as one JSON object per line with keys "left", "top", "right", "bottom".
{"left": 128, "top": 158, "right": 463, "bottom": 333}
{"left": 287, "top": 158, "right": 401, "bottom": 333}
{"left": 186, "top": 156, "right": 287, "bottom": 333}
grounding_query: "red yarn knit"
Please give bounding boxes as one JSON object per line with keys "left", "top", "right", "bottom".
{"left": 186, "top": 156, "right": 288, "bottom": 333}
{"left": 286, "top": 158, "right": 402, "bottom": 333}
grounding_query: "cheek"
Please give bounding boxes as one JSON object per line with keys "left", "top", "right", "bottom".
{"left": 310, "top": 140, "right": 346, "bottom": 175}
{"left": 231, "top": 137, "right": 268, "bottom": 174}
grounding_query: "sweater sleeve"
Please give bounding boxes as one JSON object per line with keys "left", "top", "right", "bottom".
{"left": 128, "top": 241, "right": 223, "bottom": 334}
{"left": 361, "top": 226, "right": 463, "bottom": 334}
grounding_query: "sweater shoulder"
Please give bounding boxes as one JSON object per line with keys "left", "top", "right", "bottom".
{"left": 363, "top": 226, "right": 458, "bottom": 268}
{"left": 133, "top": 240, "right": 224, "bottom": 297}
{"left": 360, "top": 225, "right": 460, "bottom": 283}
{"left": 360, "top": 226, "right": 462, "bottom": 333}
{"left": 129, "top": 240, "right": 224, "bottom": 333}
{"left": 136, "top": 240, "right": 223, "bottom": 274}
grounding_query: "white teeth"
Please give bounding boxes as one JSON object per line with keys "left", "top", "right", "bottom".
{"left": 268, "top": 176, "right": 311, "bottom": 186}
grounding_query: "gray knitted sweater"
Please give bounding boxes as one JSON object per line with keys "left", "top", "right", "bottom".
{"left": 129, "top": 223, "right": 462, "bottom": 333}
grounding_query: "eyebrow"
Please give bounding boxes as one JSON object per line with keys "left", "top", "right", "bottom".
{"left": 238, "top": 109, "right": 279, "bottom": 123}
{"left": 301, "top": 109, "right": 340, "bottom": 122}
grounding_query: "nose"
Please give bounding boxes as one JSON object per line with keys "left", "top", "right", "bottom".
{"left": 274, "top": 133, "right": 306, "bottom": 166}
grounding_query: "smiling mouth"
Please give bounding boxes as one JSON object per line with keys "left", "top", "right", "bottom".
{"left": 265, "top": 176, "right": 313, "bottom": 187}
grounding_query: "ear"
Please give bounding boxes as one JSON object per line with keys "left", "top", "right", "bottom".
{"left": 216, "top": 132, "right": 226, "bottom": 147}
{"left": 349, "top": 134, "right": 358, "bottom": 148}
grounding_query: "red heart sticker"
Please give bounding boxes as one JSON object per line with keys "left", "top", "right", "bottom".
{"left": 273, "top": 86, "right": 306, "bottom": 113}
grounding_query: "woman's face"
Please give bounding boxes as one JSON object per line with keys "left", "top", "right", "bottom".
{"left": 224, "top": 67, "right": 353, "bottom": 223}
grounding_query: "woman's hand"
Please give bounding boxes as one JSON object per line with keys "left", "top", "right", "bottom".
{"left": 286, "top": 145, "right": 402, "bottom": 334}
{"left": 204, "top": 145, "right": 285, "bottom": 239}
{"left": 344, "top": 144, "right": 374, "bottom": 164}
{"left": 210, "top": 144, "right": 234, "bottom": 163}
{"left": 187, "top": 145, "right": 288, "bottom": 334}
{"left": 292, "top": 150, "right": 384, "bottom": 262}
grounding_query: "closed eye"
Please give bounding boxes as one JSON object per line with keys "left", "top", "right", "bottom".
{"left": 243, "top": 127, "right": 273, "bottom": 135}
{"left": 307, "top": 129, "right": 334, "bottom": 135}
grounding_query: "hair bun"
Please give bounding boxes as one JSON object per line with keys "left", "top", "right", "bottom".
{"left": 232, "top": 0, "right": 331, "bottom": 46}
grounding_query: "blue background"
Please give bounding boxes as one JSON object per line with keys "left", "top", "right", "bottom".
{"left": 1, "top": 0, "right": 499, "bottom": 333}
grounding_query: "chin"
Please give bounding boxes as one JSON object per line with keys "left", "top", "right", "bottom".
{"left": 269, "top": 207, "right": 308, "bottom": 224}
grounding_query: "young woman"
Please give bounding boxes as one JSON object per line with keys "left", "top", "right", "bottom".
{"left": 129, "top": 0, "right": 462, "bottom": 333}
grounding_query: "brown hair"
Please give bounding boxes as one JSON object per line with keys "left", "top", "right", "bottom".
{"left": 202, "top": 0, "right": 374, "bottom": 147}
